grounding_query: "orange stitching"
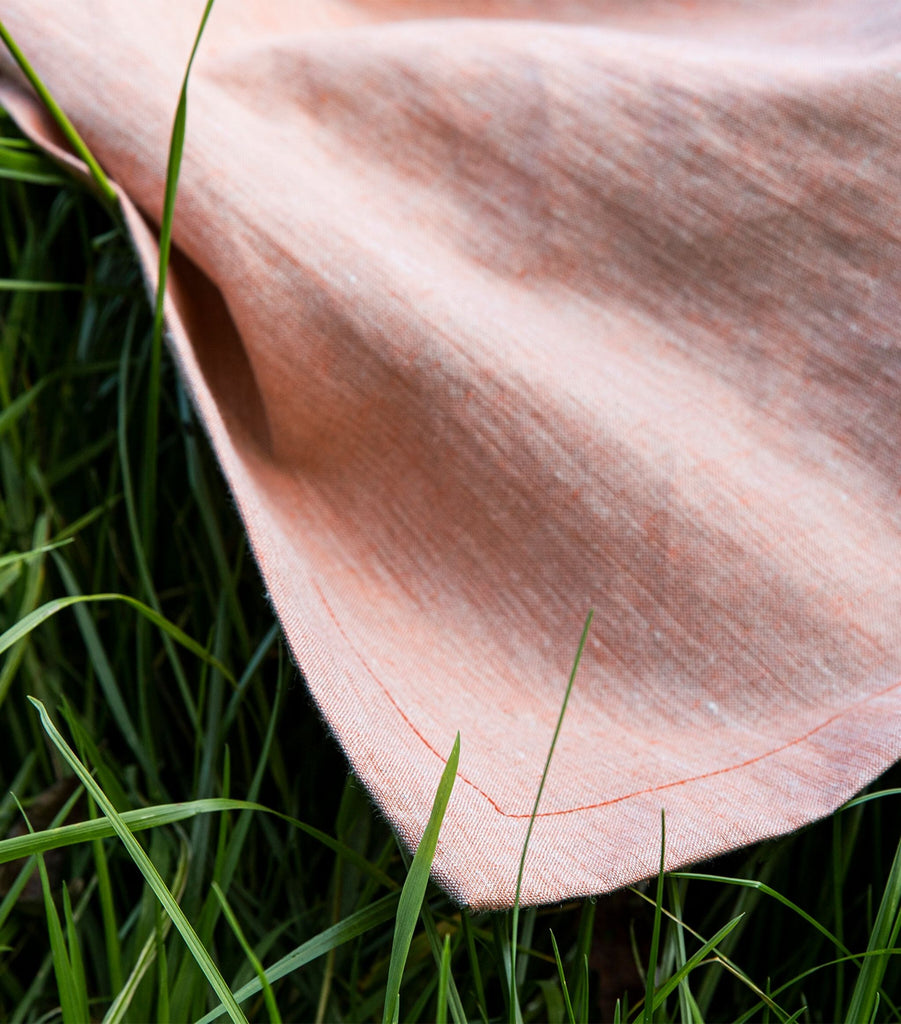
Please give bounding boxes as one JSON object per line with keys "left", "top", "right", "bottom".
{"left": 312, "top": 580, "right": 901, "bottom": 819}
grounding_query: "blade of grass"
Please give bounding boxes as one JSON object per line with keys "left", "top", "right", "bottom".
{"left": 538, "top": 978, "right": 566, "bottom": 1024}
{"left": 842, "top": 789, "right": 901, "bottom": 811}
{"left": 572, "top": 898, "right": 595, "bottom": 1023}
{"left": 14, "top": 795, "right": 91, "bottom": 1024}
{"left": 196, "top": 891, "right": 401, "bottom": 1024}
{"left": 0, "top": 278, "right": 97, "bottom": 291}
{"left": 61, "top": 882, "right": 90, "bottom": 1024}
{"left": 219, "top": 622, "right": 280, "bottom": 737}
{"left": 103, "top": 840, "right": 190, "bottom": 1024}
{"left": 670, "top": 872, "right": 854, "bottom": 961}
{"left": 461, "top": 911, "right": 489, "bottom": 1023}
{"left": 643, "top": 810, "right": 667, "bottom": 1024}
{"left": 0, "top": 538, "right": 71, "bottom": 570}
{"left": 734, "top": 948, "right": 901, "bottom": 1024}
{"left": 1, "top": 592, "right": 235, "bottom": 683}
{"left": 437, "top": 933, "right": 452, "bottom": 1024}
{"left": 510, "top": 610, "right": 593, "bottom": 1024}
{"left": 516, "top": 907, "right": 536, "bottom": 990}
{"left": 844, "top": 831, "right": 901, "bottom": 1024}
{"left": 667, "top": 877, "right": 699, "bottom": 1024}
{"left": 117, "top": 314, "right": 199, "bottom": 736}
{"left": 419, "top": 901, "right": 467, "bottom": 1024}
{"left": 140, "top": 0, "right": 216, "bottom": 567}
{"left": 90, "top": 794, "right": 123, "bottom": 998}
{"left": 0, "top": 782, "right": 395, "bottom": 900}
{"left": 383, "top": 732, "right": 460, "bottom": 1024}
{"left": 549, "top": 930, "right": 576, "bottom": 1024}
{"left": 0, "top": 798, "right": 269, "bottom": 865}
{"left": 651, "top": 914, "right": 744, "bottom": 1012}
{"left": 27, "top": 696, "right": 249, "bottom": 1024}
{"left": 51, "top": 553, "right": 157, "bottom": 785}
{"left": 0, "top": 513, "right": 49, "bottom": 710}
{"left": 40, "top": 872, "right": 88, "bottom": 1024}
{"left": 0, "top": 20, "right": 117, "bottom": 205}
{"left": 631, "top": 885, "right": 793, "bottom": 1024}
{"left": 0, "top": 148, "right": 71, "bottom": 186}
{"left": 212, "top": 882, "right": 282, "bottom": 1024}
{"left": 577, "top": 951, "right": 590, "bottom": 1024}
{"left": 156, "top": 903, "right": 171, "bottom": 1024}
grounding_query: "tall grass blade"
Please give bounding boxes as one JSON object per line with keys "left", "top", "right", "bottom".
{"left": 212, "top": 881, "right": 283, "bottom": 1024}
{"left": 61, "top": 882, "right": 90, "bottom": 1024}
{"left": 39, "top": 862, "right": 87, "bottom": 1024}
{"left": 141, "top": 0, "right": 216, "bottom": 565}
{"left": 92, "top": 815, "right": 123, "bottom": 1002}
{"left": 156, "top": 904, "right": 171, "bottom": 1024}
{"left": 572, "top": 898, "right": 595, "bottom": 1023}
{"left": 631, "top": 884, "right": 792, "bottom": 1023}
{"left": 844, "top": 832, "right": 901, "bottom": 1024}
{"left": 383, "top": 732, "right": 460, "bottom": 1024}
{"left": 461, "top": 911, "right": 489, "bottom": 1023}
{"left": 671, "top": 872, "right": 853, "bottom": 961}
{"left": 0, "top": 146, "right": 70, "bottom": 185}
{"left": 15, "top": 794, "right": 91, "bottom": 1024}
{"left": 419, "top": 901, "right": 467, "bottom": 1024}
{"left": 28, "top": 697, "right": 249, "bottom": 1024}
{"left": 51, "top": 553, "right": 157, "bottom": 784}
{"left": 549, "top": 930, "right": 576, "bottom": 1024}
{"left": 0, "top": 797, "right": 270, "bottom": 865}
{"left": 196, "top": 891, "right": 401, "bottom": 1024}
{"left": 0, "top": 278, "right": 95, "bottom": 291}
{"left": 643, "top": 810, "right": 667, "bottom": 1024}
{"left": 538, "top": 979, "right": 567, "bottom": 1024}
{"left": 577, "top": 953, "right": 590, "bottom": 1024}
{"left": 651, "top": 915, "right": 743, "bottom": 1012}
{"left": 842, "top": 788, "right": 901, "bottom": 811}
{"left": 117, "top": 317, "right": 201, "bottom": 734}
{"left": 667, "top": 877, "right": 698, "bottom": 1024}
{"left": 0, "top": 20, "right": 117, "bottom": 205}
{"left": 1, "top": 592, "right": 235, "bottom": 682}
{"left": 0, "top": 538, "right": 70, "bottom": 570}
{"left": 510, "top": 611, "right": 593, "bottom": 1024}
{"left": 437, "top": 932, "right": 452, "bottom": 1024}
{"left": 103, "top": 844, "right": 190, "bottom": 1024}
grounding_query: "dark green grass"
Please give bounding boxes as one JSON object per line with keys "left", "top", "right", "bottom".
{"left": 1, "top": 94, "right": 900, "bottom": 1023}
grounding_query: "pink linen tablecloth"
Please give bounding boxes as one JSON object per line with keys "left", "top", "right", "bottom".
{"left": 1, "top": 0, "right": 899, "bottom": 910}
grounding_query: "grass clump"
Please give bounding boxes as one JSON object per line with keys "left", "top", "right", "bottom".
{"left": 0, "top": 28, "right": 900, "bottom": 1022}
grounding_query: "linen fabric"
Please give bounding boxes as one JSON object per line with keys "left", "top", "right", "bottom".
{"left": 1, "top": 0, "right": 899, "bottom": 910}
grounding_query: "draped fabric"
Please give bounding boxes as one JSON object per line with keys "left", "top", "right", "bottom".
{"left": 2, "top": 0, "right": 899, "bottom": 909}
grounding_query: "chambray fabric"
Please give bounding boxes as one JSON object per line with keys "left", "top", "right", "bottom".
{"left": 2, "top": 0, "right": 899, "bottom": 909}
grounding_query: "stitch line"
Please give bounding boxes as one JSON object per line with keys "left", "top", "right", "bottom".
{"left": 312, "top": 580, "right": 901, "bottom": 819}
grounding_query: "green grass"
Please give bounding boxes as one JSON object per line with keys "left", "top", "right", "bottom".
{"left": 1, "top": 32, "right": 901, "bottom": 1023}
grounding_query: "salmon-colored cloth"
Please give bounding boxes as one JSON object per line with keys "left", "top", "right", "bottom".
{"left": 2, "top": 1, "right": 899, "bottom": 910}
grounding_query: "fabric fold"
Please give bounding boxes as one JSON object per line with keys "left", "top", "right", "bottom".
{"left": 2, "top": 0, "right": 899, "bottom": 909}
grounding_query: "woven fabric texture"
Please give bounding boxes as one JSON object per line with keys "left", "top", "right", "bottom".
{"left": 2, "top": 0, "right": 899, "bottom": 910}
